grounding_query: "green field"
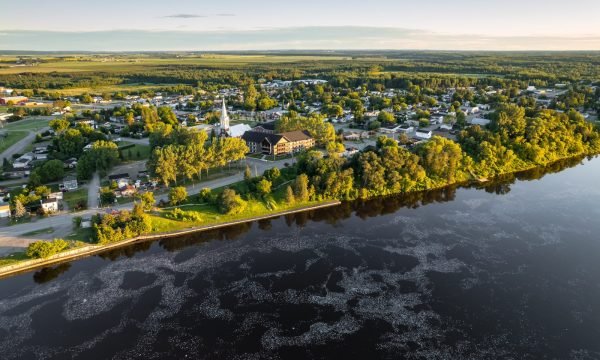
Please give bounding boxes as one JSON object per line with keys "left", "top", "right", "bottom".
{"left": 119, "top": 143, "right": 152, "bottom": 161}
{"left": 0, "top": 130, "right": 28, "bottom": 154}
{"left": 0, "top": 54, "right": 353, "bottom": 75}
{"left": 63, "top": 188, "right": 88, "bottom": 211}
{"left": 3, "top": 117, "right": 50, "bottom": 132}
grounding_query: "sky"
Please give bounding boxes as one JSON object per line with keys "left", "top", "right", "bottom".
{"left": 1, "top": 0, "right": 600, "bottom": 51}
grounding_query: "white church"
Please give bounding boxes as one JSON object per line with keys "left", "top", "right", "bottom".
{"left": 219, "top": 99, "right": 251, "bottom": 138}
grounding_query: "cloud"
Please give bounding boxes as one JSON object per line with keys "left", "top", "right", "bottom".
{"left": 1, "top": 27, "right": 599, "bottom": 51}
{"left": 163, "top": 14, "right": 207, "bottom": 19}
{"left": 216, "top": 13, "right": 236, "bottom": 17}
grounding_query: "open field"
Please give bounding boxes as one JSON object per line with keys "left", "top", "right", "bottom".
{"left": 0, "top": 55, "right": 354, "bottom": 75}
{"left": 119, "top": 143, "right": 152, "bottom": 161}
{"left": 63, "top": 188, "right": 88, "bottom": 211}
{"left": 2, "top": 117, "right": 51, "bottom": 132}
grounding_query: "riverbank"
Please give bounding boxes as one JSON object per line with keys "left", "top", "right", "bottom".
{"left": 0, "top": 200, "right": 341, "bottom": 279}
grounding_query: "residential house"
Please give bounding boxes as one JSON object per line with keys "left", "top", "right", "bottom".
{"left": 41, "top": 198, "right": 59, "bottom": 213}
{"left": 62, "top": 177, "right": 78, "bottom": 191}
{"left": 108, "top": 173, "right": 130, "bottom": 189}
{"left": 414, "top": 129, "right": 433, "bottom": 140}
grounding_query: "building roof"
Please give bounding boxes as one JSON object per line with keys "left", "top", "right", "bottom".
{"left": 281, "top": 130, "right": 313, "bottom": 142}
{"left": 227, "top": 124, "right": 252, "bottom": 138}
{"left": 255, "top": 121, "right": 277, "bottom": 131}
{"left": 242, "top": 131, "right": 284, "bottom": 144}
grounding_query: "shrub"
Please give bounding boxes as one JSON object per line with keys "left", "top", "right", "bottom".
{"left": 166, "top": 208, "right": 202, "bottom": 222}
{"left": 217, "top": 188, "right": 247, "bottom": 215}
{"left": 26, "top": 239, "right": 70, "bottom": 259}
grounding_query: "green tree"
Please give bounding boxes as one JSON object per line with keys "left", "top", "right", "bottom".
{"left": 256, "top": 178, "right": 272, "bottom": 196}
{"left": 377, "top": 111, "right": 395, "bottom": 124}
{"left": 293, "top": 174, "right": 309, "bottom": 202}
{"left": 14, "top": 199, "right": 27, "bottom": 218}
{"left": 169, "top": 186, "right": 187, "bottom": 206}
{"left": 218, "top": 188, "right": 247, "bottom": 214}
{"left": 139, "top": 191, "right": 155, "bottom": 211}
{"left": 285, "top": 185, "right": 295, "bottom": 204}
{"left": 49, "top": 118, "right": 70, "bottom": 133}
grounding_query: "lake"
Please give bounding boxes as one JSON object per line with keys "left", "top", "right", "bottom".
{"left": 1, "top": 156, "right": 600, "bottom": 359}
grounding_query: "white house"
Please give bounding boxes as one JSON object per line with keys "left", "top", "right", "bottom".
{"left": 41, "top": 198, "right": 59, "bottom": 213}
{"left": 439, "top": 123, "right": 453, "bottom": 131}
{"left": 397, "top": 125, "right": 414, "bottom": 134}
{"left": 415, "top": 129, "right": 433, "bottom": 140}
{"left": 227, "top": 124, "right": 252, "bottom": 138}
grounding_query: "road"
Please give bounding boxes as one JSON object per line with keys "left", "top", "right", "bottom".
{"left": 0, "top": 157, "right": 291, "bottom": 254}
{"left": 0, "top": 130, "right": 41, "bottom": 160}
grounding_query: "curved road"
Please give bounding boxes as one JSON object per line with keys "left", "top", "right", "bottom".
{"left": 0, "top": 157, "right": 293, "bottom": 255}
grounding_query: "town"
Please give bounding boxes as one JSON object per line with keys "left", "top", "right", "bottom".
{"left": 0, "top": 52, "right": 599, "bottom": 263}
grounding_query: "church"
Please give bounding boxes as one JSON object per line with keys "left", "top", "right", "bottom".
{"left": 219, "top": 99, "right": 251, "bottom": 138}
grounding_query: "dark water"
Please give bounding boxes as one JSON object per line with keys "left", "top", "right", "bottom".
{"left": 1, "top": 156, "right": 600, "bottom": 359}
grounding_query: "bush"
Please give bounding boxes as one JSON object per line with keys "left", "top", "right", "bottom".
{"left": 166, "top": 208, "right": 202, "bottom": 222}
{"left": 217, "top": 188, "right": 247, "bottom": 215}
{"left": 169, "top": 186, "right": 187, "bottom": 206}
{"left": 26, "top": 239, "right": 70, "bottom": 259}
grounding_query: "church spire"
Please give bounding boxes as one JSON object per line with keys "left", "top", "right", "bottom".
{"left": 220, "top": 98, "right": 230, "bottom": 132}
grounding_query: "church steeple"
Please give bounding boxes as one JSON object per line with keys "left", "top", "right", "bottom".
{"left": 220, "top": 99, "right": 230, "bottom": 132}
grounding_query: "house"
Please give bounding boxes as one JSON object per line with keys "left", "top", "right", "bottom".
{"left": 41, "top": 198, "right": 59, "bottom": 213}
{"left": 379, "top": 124, "right": 403, "bottom": 134}
{"left": 242, "top": 130, "right": 315, "bottom": 156}
{"left": 439, "top": 123, "right": 453, "bottom": 131}
{"left": 397, "top": 125, "right": 414, "bottom": 134}
{"left": 0, "top": 96, "right": 28, "bottom": 105}
{"left": 0, "top": 113, "right": 12, "bottom": 122}
{"left": 470, "top": 118, "right": 491, "bottom": 126}
{"left": 64, "top": 158, "right": 78, "bottom": 169}
{"left": 0, "top": 205, "right": 10, "bottom": 218}
{"left": 341, "top": 147, "right": 359, "bottom": 157}
{"left": 48, "top": 192, "right": 63, "bottom": 201}
{"left": 343, "top": 132, "right": 361, "bottom": 141}
{"left": 13, "top": 153, "right": 34, "bottom": 169}
{"left": 119, "top": 185, "right": 137, "bottom": 197}
{"left": 108, "top": 173, "right": 130, "bottom": 189}
{"left": 62, "top": 177, "right": 78, "bottom": 191}
{"left": 414, "top": 129, "right": 433, "bottom": 140}
{"left": 252, "top": 121, "right": 277, "bottom": 134}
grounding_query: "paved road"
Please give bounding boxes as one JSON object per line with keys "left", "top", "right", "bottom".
{"left": 87, "top": 172, "right": 100, "bottom": 209}
{"left": 0, "top": 157, "right": 291, "bottom": 252}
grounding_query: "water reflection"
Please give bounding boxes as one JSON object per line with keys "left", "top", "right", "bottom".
{"left": 32, "top": 155, "right": 592, "bottom": 282}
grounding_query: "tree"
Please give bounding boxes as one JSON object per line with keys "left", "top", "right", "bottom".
{"left": 169, "top": 186, "right": 187, "bottom": 206}
{"left": 263, "top": 167, "right": 280, "bottom": 181}
{"left": 14, "top": 199, "right": 27, "bottom": 218}
{"left": 152, "top": 145, "right": 179, "bottom": 186}
{"left": 57, "top": 129, "right": 84, "bottom": 158}
{"left": 100, "top": 187, "right": 116, "bottom": 205}
{"left": 256, "top": 178, "right": 272, "bottom": 196}
{"left": 38, "top": 159, "right": 64, "bottom": 181}
{"left": 293, "top": 174, "right": 309, "bottom": 202}
{"left": 49, "top": 118, "right": 70, "bottom": 133}
{"left": 218, "top": 188, "right": 247, "bottom": 214}
{"left": 26, "top": 239, "right": 69, "bottom": 259}
{"left": 80, "top": 94, "right": 93, "bottom": 104}
{"left": 139, "top": 191, "right": 155, "bottom": 211}
{"left": 377, "top": 111, "right": 395, "bottom": 124}
{"left": 244, "top": 165, "right": 252, "bottom": 182}
{"left": 285, "top": 185, "right": 295, "bottom": 204}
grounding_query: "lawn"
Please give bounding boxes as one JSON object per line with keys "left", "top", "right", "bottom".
{"left": 119, "top": 143, "right": 151, "bottom": 161}
{"left": 63, "top": 188, "right": 88, "bottom": 211}
{"left": 0, "top": 252, "right": 29, "bottom": 267}
{"left": 3, "top": 117, "right": 51, "bottom": 132}
{"left": 0, "top": 130, "right": 28, "bottom": 154}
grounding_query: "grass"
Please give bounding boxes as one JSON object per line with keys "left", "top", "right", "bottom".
{"left": 2, "top": 117, "right": 50, "bottom": 132}
{"left": 0, "top": 252, "right": 29, "bottom": 267}
{"left": 64, "top": 227, "right": 94, "bottom": 243}
{"left": 119, "top": 143, "right": 151, "bottom": 161}
{"left": 22, "top": 227, "right": 55, "bottom": 237}
{"left": 63, "top": 188, "right": 88, "bottom": 211}
{"left": 0, "top": 130, "right": 28, "bottom": 154}
{"left": 149, "top": 198, "right": 323, "bottom": 234}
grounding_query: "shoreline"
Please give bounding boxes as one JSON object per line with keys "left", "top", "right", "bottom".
{"left": 0, "top": 152, "right": 596, "bottom": 279}
{"left": 0, "top": 200, "right": 341, "bottom": 279}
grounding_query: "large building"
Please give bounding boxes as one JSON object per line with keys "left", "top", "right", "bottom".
{"left": 242, "top": 130, "right": 315, "bottom": 156}
{"left": 0, "top": 96, "right": 28, "bottom": 105}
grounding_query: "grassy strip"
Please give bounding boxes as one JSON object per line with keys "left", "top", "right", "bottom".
{"left": 119, "top": 143, "right": 151, "bottom": 161}
{"left": 22, "top": 227, "right": 55, "bottom": 237}
{"left": 0, "top": 130, "right": 28, "bottom": 153}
